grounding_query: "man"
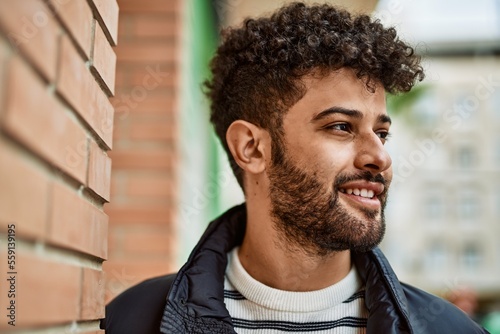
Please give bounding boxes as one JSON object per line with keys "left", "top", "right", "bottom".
{"left": 102, "top": 2, "right": 488, "bottom": 333}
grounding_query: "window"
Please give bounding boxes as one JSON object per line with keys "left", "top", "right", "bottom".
{"left": 425, "top": 241, "right": 448, "bottom": 271}
{"left": 495, "top": 137, "right": 500, "bottom": 164}
{"left": 457, "top": 146, "right": 476, "bottom": 169}
{"left": 457, "top": 193, "right": 480, "bottom": 222}
{"left": 492, "top": 90, "right": 500, "bottom": 120}
{"left": 453, "top": 92, "right": 478, "bottom": 125}
{"left": 411, "top": 92, "right": 438, "bottom": 127}
{"left": 425, "top": 196, "right": 444, "bottom": 220}
{"left": 422, "top": 189, "right": 446, "bottom": 222}
{"left": 460, "top": 243, "right": 482, "bottom": 270}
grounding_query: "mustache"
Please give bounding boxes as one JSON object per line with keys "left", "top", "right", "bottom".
{"left": 334, "top": 171, "right": 387, "bottom": 189}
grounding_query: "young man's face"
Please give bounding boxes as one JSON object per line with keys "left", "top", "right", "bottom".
{"left": 267, "top": 68, "right": 392, "bottom": 256}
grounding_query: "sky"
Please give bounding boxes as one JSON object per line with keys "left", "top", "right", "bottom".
{"left": 374, "top": 0, "right": 500, "bottom": 51}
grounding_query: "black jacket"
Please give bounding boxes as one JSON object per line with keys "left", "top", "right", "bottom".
{"left": 102, "top": 204, "right": 488, "bottom": 333}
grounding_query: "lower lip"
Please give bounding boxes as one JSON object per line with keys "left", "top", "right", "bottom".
{"left": 338, "top": 192, "right": 381, "bottom": 210}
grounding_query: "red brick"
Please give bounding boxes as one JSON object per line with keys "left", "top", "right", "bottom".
{"left": 133, "top": 92, "right": 176, "bottom": 113}
{"left": 49, "top": 182, "right": 108, "bottom": 259}
{"left": 130, "top": 63, "right": 179, "bottom": 89}
{"left": 119, "top": 12, "right": 181, "bottom": 39}
{"left": 109, "top": 149, "right": 175, "bottom": 169}
{"left": 0, "top": 252, "right": 80, "bottom": 329}
{"left": 106, "top": 203, "right": 174, "bottom": 225}
{"left": 104, "top": 259, "right": 174, "bottom": 302}
{"left": 122, "top": 228, "right": 174, "bottom": 255}
{"left": 107, "top": 225, "right": 122, "bottom": 255}
{"left": 58, "top": 36, "right": 114, "bottom": 148}
{"left": 112, "top": 91, "right": 176, "bottom": 117}
{"left": 122, "top": 108, "right": 174, "bottom": 120}
{"left": 0, "top": 139, "right": 50, "bottom": 239}
{"left": 3, "top": 57, "right": 88, "bottom": 183}
{"left": 114, "top": 65, "right": 128, "bottom": 88}
{"left": 0, "top": 0, "right": 59, "bottom": 81}
{"left": 111, "top": 118, "right": 129, "bottom": 141}
{"left": 117, "top": 11, "right": 130, "bottom": 35}
{"left": 113, "top": 173, "right": 160, "bottom": 204}
{"left": 106, "top": 0, "right": 183, "bottom": 313}
{"left": 0, "top": 37, "right": 9, "bottom": 118}
{"left": 88, "top": 140, "right": 112, "bottom": 202}
{"left": 117, "top": 12, "right": 132, "bottom": 38}
{"left": 91, "top": 21, "right": 116, "bottom": 95}
{"left": 81, "top": 269, "right": 105, "bottom": 320}
{"left": 114, "top": 111, "right": 173, "bottom": 125}
{"left": 115, "top": 41, "right": 177, "bottom": 63}
{"left": 118, "top": 0, "right": 181, "bottom": 13}
{"left": 130, "top": 122, "right": 177, "bottom": 142}
{"left": 125, "top": 173, "right": 176, "bottom": 199}
{"left": 49, "top": 0, "right": 93, "bottom": 58}
{"left": 132, "top": 14, "right": 179, "bottom": 39}
{"left": 89, "top": 0, "right": 119, "bottom": 45}
{"left": 116, "top": 63, "right": 179, "bottom": 90}
{"left": 111, "top": 89, "right": 177, "bottom": 124}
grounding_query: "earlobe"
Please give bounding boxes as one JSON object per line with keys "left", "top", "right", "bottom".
{"left": 226, "top": 120, "right": 267, "bottom": 175}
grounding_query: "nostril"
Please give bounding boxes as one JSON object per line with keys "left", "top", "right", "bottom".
{"left": 364, "top": 163, "right": 380, "bottom": 170}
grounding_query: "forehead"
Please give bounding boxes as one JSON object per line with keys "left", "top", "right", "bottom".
{"left": 284, "top": 68, "right": 387, "bottom": 124}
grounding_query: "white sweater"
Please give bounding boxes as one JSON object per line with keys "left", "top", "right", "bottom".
{"left": 224, "top": 248, "right": 368, "bottom": 333}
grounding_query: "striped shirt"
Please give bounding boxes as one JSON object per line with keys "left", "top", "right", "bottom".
{"left": 224, "top": 248, "right": 368, "bottom": 333}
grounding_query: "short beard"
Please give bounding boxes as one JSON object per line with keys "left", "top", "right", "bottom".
{"left": 268, "top": 141, "right": 388, "bottom": 257}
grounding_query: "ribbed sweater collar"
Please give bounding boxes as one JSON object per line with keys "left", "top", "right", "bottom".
{"left": 226, "top": 247, "right": 362, "bottom": 313}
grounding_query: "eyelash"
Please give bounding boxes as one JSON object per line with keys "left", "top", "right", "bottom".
{"left": 328, "top": 123, "right": 351, "bottom": 132}
{"left": 377, "top": 131, "right": 392, "bottom": 142}
{"left": 325, "top": 123, "right": 392, "bottom": 142}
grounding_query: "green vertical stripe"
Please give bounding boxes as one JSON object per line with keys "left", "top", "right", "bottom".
{"left": 177, "top": 0, "right": 221, "bottom": 263}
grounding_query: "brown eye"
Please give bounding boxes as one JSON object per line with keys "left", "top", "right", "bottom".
{"left": 327, "top": 123, "right": 350, "bottom": 132}
{"left": 376, "top": 131, "right": 392, "bottom": 142}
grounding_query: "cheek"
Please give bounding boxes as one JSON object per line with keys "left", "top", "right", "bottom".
{"left": 311, "top": 150, "right": 349, "bottom": 187}
{"left": 319, "top": 143, "right": 354, "bottom": 171}
{"left": 290, "top": 140, "right": 355, "bottom": 181}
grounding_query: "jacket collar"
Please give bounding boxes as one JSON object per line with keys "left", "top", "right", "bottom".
{"left": 161, "top": 204, "right": 413, "bottom": 333}
{"left": 353, "top": 248, "right": 412, "bottom": 333}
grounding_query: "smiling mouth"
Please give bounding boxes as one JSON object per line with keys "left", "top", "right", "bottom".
{"left": 339, "top": 188, "right": 375, "bottom": 199}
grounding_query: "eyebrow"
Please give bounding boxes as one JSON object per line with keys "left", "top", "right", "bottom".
{"left": 311, "top": 106, "right": 392, "bottom": 125}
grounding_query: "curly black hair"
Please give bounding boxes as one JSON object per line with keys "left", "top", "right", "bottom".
{"left": 205, "top": 2, "right": 424, "bottom": 190}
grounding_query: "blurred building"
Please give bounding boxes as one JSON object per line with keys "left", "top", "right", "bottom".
{"left": 376, "top": 0, "right": 500, "bottom": 308}
{"left": 104, "top": 0, "right": 184, "bottom": 301}
{"left": 383, "top": 56, "right": 500, "bottom": 296}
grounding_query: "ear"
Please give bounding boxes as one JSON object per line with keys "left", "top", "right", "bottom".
{"left": 226, "top": 120, "right": 268, "bottom": 175}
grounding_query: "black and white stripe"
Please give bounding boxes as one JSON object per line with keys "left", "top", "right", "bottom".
{"left": 342, "top": 291, "right": 365, "bottom": 304}
{"left": 224, "top": 289, "right": 246, "bottom": 300}
{"left": 224, "top": 248, "right": 368, "bottom": 333}
{"left": 232, "top": 317, "right": 367, "bottom": 331}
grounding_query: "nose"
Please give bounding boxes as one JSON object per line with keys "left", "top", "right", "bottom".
{"left": 353, "top": 132, "right": 392, "bottom": 175}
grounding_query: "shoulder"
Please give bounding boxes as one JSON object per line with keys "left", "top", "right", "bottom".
{"left": 101, "top": 273, "right": 177, "bottom": 334}
{"left": 401, "top": 283, "right": 487, "bottom": 333}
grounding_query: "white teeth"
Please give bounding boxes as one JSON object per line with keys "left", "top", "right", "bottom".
{"left": 343, "top": 188, "right": 375, "bottom": 198}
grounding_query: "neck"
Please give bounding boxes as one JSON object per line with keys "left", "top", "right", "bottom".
{"left": 239, "top": 197, "right": 351, "bottom": 292}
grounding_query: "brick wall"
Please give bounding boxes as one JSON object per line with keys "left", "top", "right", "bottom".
{"left": 0, "top": 0, "right": 118, "bottom": 332}
{"left": 103, "top": 0, "right": 182, "bottom": 302}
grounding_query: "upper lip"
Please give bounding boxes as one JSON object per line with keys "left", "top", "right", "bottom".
{"left": 337, "top": 181, "right": 385, "bottom": 196}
